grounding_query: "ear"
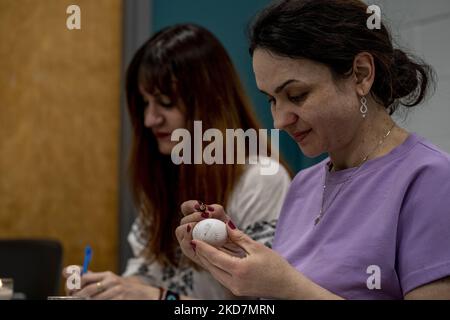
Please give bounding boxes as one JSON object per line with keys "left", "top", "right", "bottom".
{"left": 352, "top": 52, "right": 375, "bottom": 97}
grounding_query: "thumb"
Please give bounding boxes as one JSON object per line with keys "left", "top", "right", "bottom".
{"left": 226, "top": 220, "right": 255, "bottom": 253}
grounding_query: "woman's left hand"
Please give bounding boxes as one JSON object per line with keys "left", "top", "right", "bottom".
{"left": 190, "top": 222, "right": 306, "bottom": 299}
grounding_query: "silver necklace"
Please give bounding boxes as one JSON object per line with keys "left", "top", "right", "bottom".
{"left": 314, "top": 123, "right": 396, "bottom": 226}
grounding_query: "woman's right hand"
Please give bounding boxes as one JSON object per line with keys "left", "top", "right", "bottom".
{"left": 62, "top": 267, "right": 160, "bottom": 299}
{"left": 176, "top": 200, "right": 242, "bottom": 268}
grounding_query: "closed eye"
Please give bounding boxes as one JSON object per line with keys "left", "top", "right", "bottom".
{"left": 156, "top": 94, "right": 174, "bottom": 108}
{"left": 288, "top": 92, "right": 308, "bottom": 104}
{"left": 157, "top": 99, "right": 174, "bottom": 108}
{"left": 265, "top": 95, "right": 276, "bottom": 107}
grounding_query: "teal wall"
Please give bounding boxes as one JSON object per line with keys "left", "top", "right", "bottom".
{"left": 152, "top": 0, "right": 326, "bottom": 173}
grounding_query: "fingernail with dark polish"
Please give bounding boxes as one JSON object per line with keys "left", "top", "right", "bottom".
{"left": 190, "top": 241, "right": 196, "bottom": 252}
{"left": 228, "top": 220, "right": 236, "bottom": 230}
{"left": 201, "top": 212, "right": 209, "bottom": 218}
{"left": 194, "top": 204, "right": 200, "bottom": 210}
{"left": 207, "top": 206, "right": 214, "bottom": 212}
{"left": 187, "top": 225, "right": 191, "bottom": 233}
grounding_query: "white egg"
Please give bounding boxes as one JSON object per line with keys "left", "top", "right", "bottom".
{"left": 192, "top": 218, "right": 228, "bottom": 247}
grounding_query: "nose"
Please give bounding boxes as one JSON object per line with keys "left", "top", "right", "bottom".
{"left": 272, "top": 105, "right": 298, "bottom": 130}
{"left": 143, "top": 104, "right": 163, "bottom": 128}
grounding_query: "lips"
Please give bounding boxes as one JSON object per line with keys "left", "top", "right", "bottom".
{"left": 293, "top": 129, "right": 312, "bottom": 143}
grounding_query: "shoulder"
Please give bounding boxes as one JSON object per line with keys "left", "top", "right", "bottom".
{"left": 396, "top": 135, "right": 450, "bottom": 219}
{"left": 416, "top": 137, "right": 450, "bottom": 167}
{"left": 403, "top": 135, "right": 450, "bottom": 180}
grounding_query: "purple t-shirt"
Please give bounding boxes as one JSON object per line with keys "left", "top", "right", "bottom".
{"left": 273, "top": 133, "right": 450, "bottom": 299}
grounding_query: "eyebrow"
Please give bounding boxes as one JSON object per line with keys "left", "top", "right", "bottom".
{"left": 259, "top": 79, "right": 302, "bottom": 96}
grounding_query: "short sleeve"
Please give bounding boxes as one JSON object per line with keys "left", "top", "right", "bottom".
{"left": 227, "top": 157, "right": 291, "bottom": 248}
{"left": 397, "top": 156, "right": 450, "bottom": 295}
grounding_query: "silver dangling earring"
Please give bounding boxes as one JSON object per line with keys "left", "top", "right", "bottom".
{"left": 360, "top": 96, "right": 368, "bottom": 118}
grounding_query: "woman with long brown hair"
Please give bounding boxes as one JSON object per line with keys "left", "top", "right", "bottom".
{"left": 64, "top": 23, "right": 291, "bottom": 300}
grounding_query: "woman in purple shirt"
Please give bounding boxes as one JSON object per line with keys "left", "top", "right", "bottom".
{"left": 176, "top": 0, "right": 450, "bottom": 299}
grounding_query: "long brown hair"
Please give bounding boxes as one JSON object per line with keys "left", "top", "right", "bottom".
{"left": 126, "top": 24, "right": 278, "bottom": 266}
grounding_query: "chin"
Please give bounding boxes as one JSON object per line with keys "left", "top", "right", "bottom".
{"left": 297, "top": 144, "right": 324, "bottom": 159}
{"left": 157, "top": 144, "right": 173, "bottom": 156}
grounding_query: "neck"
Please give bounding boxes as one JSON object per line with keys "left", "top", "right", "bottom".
{"left": 329, "top": 105, "right": 398, "bottom": 171}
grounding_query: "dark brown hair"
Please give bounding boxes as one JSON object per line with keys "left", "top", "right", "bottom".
{"left": 248, "top": 0, "right": 435, "bottom": 114}
{"left": 126, "top": 24, "right": 279, "bottom": 266}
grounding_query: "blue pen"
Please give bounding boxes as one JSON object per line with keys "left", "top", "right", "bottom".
{"left": 81, "top": 245, "right": 92, "bottom": 275}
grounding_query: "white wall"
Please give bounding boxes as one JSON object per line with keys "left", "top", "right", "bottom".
{"left": 368, "top": 0, "right": 450, "bottom": 152}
